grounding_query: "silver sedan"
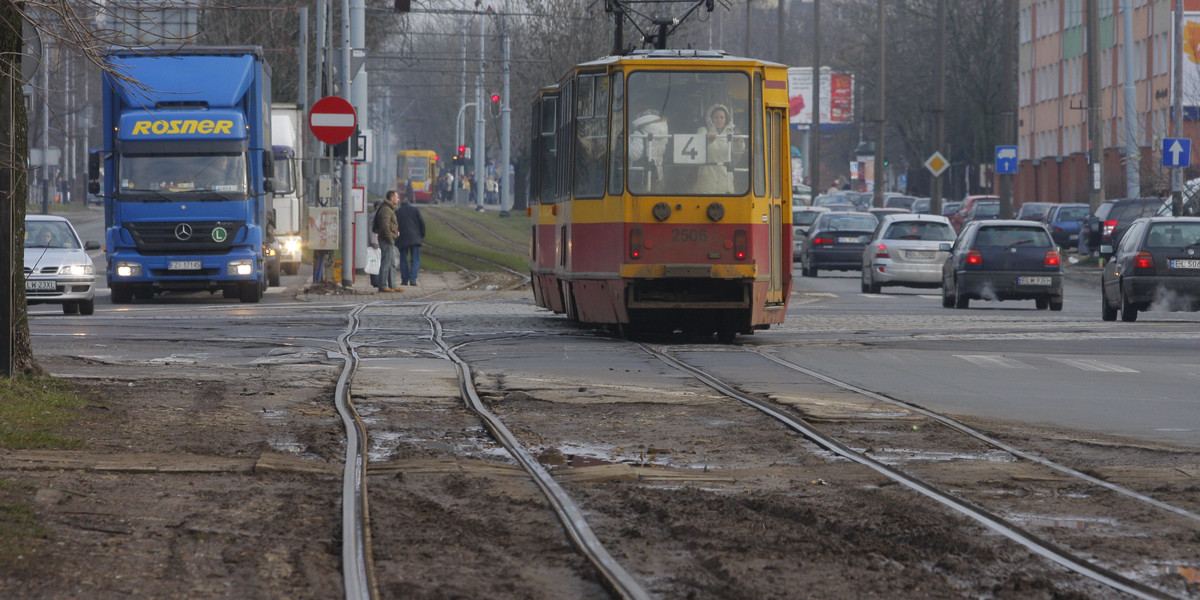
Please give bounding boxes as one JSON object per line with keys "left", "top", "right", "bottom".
{"left": 861, "top": 214, "right": 956, "bottom": 294}
{"left": 24, "top": 215, "right": 100, "bottom": 315}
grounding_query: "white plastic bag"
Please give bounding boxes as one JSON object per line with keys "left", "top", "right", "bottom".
{"left": 364, "top": 246, "right": 381, "bottom": 275}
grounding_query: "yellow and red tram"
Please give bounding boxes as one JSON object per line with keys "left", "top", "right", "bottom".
{"left": 529, "top": 50, "right": 793, "bottom": 342}
{"left": 396, "top": 149, "right": 439, "bottom": 204}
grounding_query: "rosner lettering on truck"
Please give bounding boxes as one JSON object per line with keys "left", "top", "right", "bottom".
{"left": 130, "top": 119, "right": 234, "bottom": 136}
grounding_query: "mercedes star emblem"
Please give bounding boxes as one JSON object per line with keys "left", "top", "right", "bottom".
{"left": 175, "top": 223, "right": 193, "bottom": 241}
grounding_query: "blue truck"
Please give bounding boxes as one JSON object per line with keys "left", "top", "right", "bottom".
{"left": 88, "top": 47, "right": 274, "bottom": 303}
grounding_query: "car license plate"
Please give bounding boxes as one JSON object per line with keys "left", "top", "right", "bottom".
{"left": 169, "top": 260, "right": 201, "bottom": 270}
{"left": 1068, "top": 234, "right": 1078, "bottom": 240}
{"left": 25, "top": 280, "right": 56, "bottom": 291}
{"left": 1017, "top": 276, "right": 1051, "bottom": 286}
{"left": 837, "top": 236, "right": 861, "bottom": 244}
{"left": 906, "top": 250, "right": 936, "bottom": 259}
{"left": 1169, "top": 259, "right": 1200, "bottom": 269}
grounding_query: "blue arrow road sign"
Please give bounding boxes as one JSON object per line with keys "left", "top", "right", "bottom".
{"left": 1162, "top": 138, "right": 1191, "bottom": 168}
{"left": 995, "top": 146, "right": 1018, "bottom": 175}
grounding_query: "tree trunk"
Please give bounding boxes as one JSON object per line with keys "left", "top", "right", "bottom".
{"left": 1, "top": 0, "right": 46, "bottom": 377}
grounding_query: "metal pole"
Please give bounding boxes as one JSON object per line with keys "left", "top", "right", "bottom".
{"left": 776, "top": 0, "right": 785, "bottom": 64}
{"left": 810, "top": 0, "right": 821, "bottom": 195}
{"left": 744, "top": 0, "right": 751, "bottom": 57}
{"left": 41, "top": 39, "right": 50, "bottom": 215}
{"left": 931, "top": 0, "right": 946, "bottom": 215}
{"left": 458, "top": 0, "right": 467, "bottom": 205}
{"left": 998, "top": 0, "right": 1017, "bottom": 218}
{"left": 340, "top": 0, "right": 354, "bottom": 287}
{"left": 500, "top": 4, "right": 512, "bottom": 215}
{"left": 1087, "top": 0, "right": 1105, "bottom": 214}
{"left": 1121, "top": 0, "right": 1139, "bottom": 198}
{"left": 1173, "top": 0, "right": 1184, "bottom": 215}
{"left": 474, "top": 14, "right": 486, "bottom": 210}
{"left": 873, "top": 0, "right": 885, "bottom": 207}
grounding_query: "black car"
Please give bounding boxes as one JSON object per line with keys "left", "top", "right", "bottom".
{"left": 1015, "top": 201, "right": 1054, "bottom": 221}
{"left": 798, "top": 211, "right": 879, "bottom": 277}
{"left": 1100, "top": 217, "right": 1200, "bottom": 322}
{"left": 940, "top": 220, "right": 1064, "bottom": 310}
{"left": 1081, "top": 200, "right": 1113, "bottom": 251}
{"left": 1095, "top": 197, "right": 1171, "bottom": 252}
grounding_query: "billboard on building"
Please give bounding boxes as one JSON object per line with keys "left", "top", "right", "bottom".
{"left": 787, "top": 67, "right": 854, "bottom": 128}
{"left": 1182, "top": 12, "right": 1200, "bottom": 107}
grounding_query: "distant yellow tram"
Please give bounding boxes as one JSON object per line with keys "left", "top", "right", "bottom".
{"left": 529, "top": 49, "right": 793, "bottom": 342}
{"left": 396, "top": 149, "right": 438, "bottom": 204}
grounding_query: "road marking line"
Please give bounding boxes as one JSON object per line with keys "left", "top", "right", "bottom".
{"left": 1049, "top": 358, "right": 1139, "bottom": 373}
{"left": 954, "top": 354, "right": 1032, "bottom": 369}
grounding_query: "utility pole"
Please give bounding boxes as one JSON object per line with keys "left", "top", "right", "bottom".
{"left": 340, "top": 0, "right": 353, "bottom": 287}
{"left": 810, "top": 0, "right": 821, "bottom": 195}
{"left": 500, "top": 2, "right": 512, "bottom": 215}
{"left": 998, "top": 0, "right": 1017, "bottom": 219}
{"left": 1087, "top": 0, "right": 1105, "bottom": 214}
{"left": 776, "top": 0, "right": 785, "bottom": 64}
{"left": 474, "top": 14, "right": 486, "bottom": 210}
{"left": 1121, "top": 0, "right": 1139, "bottom": 198}
{"left": 931, "top": 0, "right": 946, "bottom": 215}
{"left": 1173, "top": 0, "right": 1184, "bottom": 216}
{"left": 744, "top": 0, "right": 751, "bottom": 57}
{"left": 873, "top": 0, "right": 885, "bottom": 207}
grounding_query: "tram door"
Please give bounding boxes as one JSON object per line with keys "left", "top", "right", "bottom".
{"left": 766, "top": 107, "right": 787, "bottom": 303}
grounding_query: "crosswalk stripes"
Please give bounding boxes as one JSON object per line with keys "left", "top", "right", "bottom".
{"left": 953, "top": 354, "right": 1139, "bottom": 373}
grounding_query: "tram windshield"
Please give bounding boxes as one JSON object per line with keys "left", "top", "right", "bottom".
{"left": 626, "top": 71, "right": 751, "bottom": 196}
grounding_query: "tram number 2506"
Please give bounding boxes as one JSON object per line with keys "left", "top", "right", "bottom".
{"left": 671, "top": 228, "right": 708, "bottom": 242}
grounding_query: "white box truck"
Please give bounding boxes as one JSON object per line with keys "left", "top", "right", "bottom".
{"left": 271, "top": 103, "right": 305, "bottom": 275}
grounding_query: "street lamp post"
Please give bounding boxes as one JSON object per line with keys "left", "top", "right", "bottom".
{"left": 456, "top": 102, "right": 476, "bottom": 205}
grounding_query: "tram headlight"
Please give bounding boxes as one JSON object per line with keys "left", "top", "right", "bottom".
{"left": 706, "top": 202, "right": 725, "bottom": 222}
{"left": 733, "top": 229, "right": 747, "bottom": 260}
{"left": 652, "top": 202, "right": 672, "bottom": 222}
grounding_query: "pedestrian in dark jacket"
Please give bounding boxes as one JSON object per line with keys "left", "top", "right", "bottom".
{"left": 394, "top": 194, "right": 426, "bottom": 286}
{"left": 373, "top": 191, "right": 403, "bottom": 292}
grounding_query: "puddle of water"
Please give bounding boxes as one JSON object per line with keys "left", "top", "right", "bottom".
{"left": 1011, "top": 513, "right": 1117, "bottom": 530}
{"left": 268, "top": 439, "right": 305, "bottom": 454}
{"left": 869, "top": 448, "right": 1017, "bottom": 465}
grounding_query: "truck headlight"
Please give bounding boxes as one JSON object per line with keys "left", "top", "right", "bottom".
{"left": 283, "top": 240, "right": 301, "bottom": 253}
{"left": 227, "top": 260, "right": 254, "bottom": 276}
{"left": 60, "top": 264, "right": 94, "bottom": 276}
{"left": 115, "top": 262, "right": 141, "bottom": 277}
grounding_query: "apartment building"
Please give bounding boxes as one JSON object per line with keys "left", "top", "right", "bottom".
{"left": 1018, "top": 0, "right": 1193, "bottom": 204}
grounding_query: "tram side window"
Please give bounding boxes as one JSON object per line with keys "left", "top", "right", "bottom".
{"left": 626, "top": 71, "right": 750, "bottom": 196}
{"left": 574, "top": 73, "right": 608, "bottom": 199}
{"left": 608, "top": 71, "right": 625, "bottom": 195}
{"left": 539, "top": 99, "right": 557, "bottom": 204}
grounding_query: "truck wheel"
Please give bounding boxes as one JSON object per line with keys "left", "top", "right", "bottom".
{"left": 111, "top": 284, "right": 133, "bottom": 304}
{"left": 268, "top": 265, "right": 281, "bottom": 287}
{"left": 239, "top": 281, "right": 262, "bottom": 303}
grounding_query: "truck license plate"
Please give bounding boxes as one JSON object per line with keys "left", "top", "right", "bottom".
{"left": 1017, "top": 276, "right": 1051, "bottom": 286}
{"left": 169, "top": 261, "right": 201, "bottom": 270}
{"left": 25, "top": 280, "right": 56, "bottom": 291}
{"left": 1169, "top": 259, "right": 1200, "bottom": 269}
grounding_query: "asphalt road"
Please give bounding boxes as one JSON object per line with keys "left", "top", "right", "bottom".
{"left": 31, "top": 207, "right": 1200, "bottom": 447}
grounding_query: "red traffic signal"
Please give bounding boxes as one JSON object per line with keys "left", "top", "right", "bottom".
{"left": 457, "top": 145, "right": 466, "bottom": 156}
{"left": 490, "top": 93, "right": 501, "bottom": 103}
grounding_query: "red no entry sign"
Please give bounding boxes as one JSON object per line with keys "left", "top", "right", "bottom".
{"left": 309, "top": 96, "right": 357, "bottom": 145}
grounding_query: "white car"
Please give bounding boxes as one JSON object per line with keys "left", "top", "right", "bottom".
{"left": 860, "top": 213, "right": 956, "bottom": 294}
{"left": 24, "top": 215, "right": 100, "bottom": 315}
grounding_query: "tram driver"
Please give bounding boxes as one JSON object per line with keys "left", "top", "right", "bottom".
{"left": 629, "top": 108, "right": 669, "bottom": 193}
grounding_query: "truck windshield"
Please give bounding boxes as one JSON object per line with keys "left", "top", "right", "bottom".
{"left": 119, "top": 153, "right": 247, "bottom": 198}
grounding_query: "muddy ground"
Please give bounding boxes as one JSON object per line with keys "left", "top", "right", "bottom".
{"left": 3, "top": 287, "right": 1200, "bottom": 599}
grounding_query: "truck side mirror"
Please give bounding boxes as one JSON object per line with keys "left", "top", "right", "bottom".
{"left": 88, "top": 151, "right": 101, "bottom": 180}
{"left": 264, "top": 178, "right": 274, "bottom": 194}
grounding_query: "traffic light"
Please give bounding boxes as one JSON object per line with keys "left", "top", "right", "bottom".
{"left": 490, "top": 93, "right": 500, "bottom": 104}
{"left": 454, "top": 145, "right": 470, "bottom": 167}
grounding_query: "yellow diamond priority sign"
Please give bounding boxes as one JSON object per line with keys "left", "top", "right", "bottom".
{"left": 924, "top": 151, "right": 949, "bottom": 177}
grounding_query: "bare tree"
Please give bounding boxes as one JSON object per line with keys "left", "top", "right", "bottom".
{"left": 1, "top": 0, "right": 171, "bottom": 377}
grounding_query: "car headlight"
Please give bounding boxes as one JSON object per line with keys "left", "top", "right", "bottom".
{"left": 115, "top": 262, "right": 142, "bottom": 277}
{"left": 283, "top": 240, "right": 301, "bottom": 253}
{"left": 60, "top": 264, "right": 94, "bottom": 276}
{"left": 227, "top": 260, "right": 254, "bottom": 276}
